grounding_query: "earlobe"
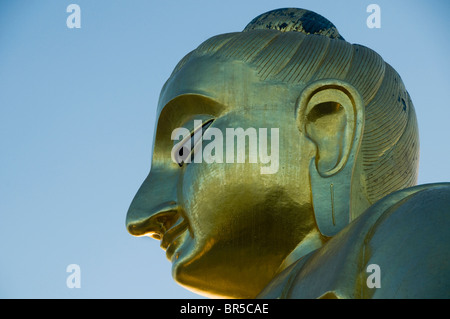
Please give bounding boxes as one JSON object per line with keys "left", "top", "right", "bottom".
{"left": 296, "top": 79, "right": 365, "bottom": 237}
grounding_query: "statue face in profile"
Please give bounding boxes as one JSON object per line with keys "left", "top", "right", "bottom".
{"left": 127, "top": 57, "right": 320, "bottom": 298}
{"left": 126, "top": 8, "right": 422, "bottom": 298}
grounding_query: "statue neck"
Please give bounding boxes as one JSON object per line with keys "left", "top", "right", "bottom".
{"left": 275, "top": 230, "right": 325, "bottom": 275}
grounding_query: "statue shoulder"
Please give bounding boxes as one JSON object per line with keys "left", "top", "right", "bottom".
{"left": 258, "top": 183, "right": 450, "bottom": 299}
{"left": 361, "top": 182, "right": 450, "bottom": 298}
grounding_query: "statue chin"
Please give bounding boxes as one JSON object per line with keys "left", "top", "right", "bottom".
{"left": 126, "top": 7, "right": 450, "bottom": 299}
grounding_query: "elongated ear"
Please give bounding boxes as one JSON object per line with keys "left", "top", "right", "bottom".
{"left": 296, "top": 79, "right": 365, "bottom": 236}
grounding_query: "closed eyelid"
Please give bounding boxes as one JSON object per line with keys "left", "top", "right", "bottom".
{"left": 175, "top": 118, "right": 214, "bottom": 149}
{"left": 174, "top": 119, "right": 214, "bottom": 166}
{"left": 190, "top": 118, "right": 214, "bottom": 141}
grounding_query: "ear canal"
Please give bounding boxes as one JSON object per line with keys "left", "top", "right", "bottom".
{"left": 305, "top": 99, "right": 347, "bottom": 176}
{"left": 306, "top": 101, "right": 342, "bottom": 123}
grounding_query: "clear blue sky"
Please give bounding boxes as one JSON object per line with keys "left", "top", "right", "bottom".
{"left": 0, "top": 0, "right": 449, "bottom": 298}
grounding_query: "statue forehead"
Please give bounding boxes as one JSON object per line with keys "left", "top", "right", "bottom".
{"left": 157, "top": 57, "right": 258, "bottom": 114}
{"left": 157, "top": 56, "right": 302, "bottom": 118}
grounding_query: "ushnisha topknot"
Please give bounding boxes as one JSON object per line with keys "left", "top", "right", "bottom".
{"left": 243, "top": 7, "right": 345, "bottom": 40}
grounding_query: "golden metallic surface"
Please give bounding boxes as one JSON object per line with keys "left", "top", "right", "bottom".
{"left": 126, "top": 8, "right": 450, "bottom": 298}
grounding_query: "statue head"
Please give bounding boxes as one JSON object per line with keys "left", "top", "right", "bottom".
{"left": 126, "top": 8, "right": 419, "bottom": 298}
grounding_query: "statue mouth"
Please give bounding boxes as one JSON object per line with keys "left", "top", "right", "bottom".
{"left": 160, "top": 217, "right": 189, "bottom": 258}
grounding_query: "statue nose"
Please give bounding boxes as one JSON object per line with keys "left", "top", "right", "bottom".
{"left": 126, "top": 167, "right": 180, "bottom": 238}
{"left": 126, "top": 203, "right": 179, "bottom": 239}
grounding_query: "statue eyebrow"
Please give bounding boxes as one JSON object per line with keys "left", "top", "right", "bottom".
{"left": 158, "top": 93, "right": 224, "bottom": 125}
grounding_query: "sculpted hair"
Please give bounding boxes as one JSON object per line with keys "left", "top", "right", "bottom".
{"left": 169, "top": 8, "right": 419, "bottom": 205}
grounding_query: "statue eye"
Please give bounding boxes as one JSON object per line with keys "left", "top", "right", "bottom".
{"left": 175, "top": 142, "right": 191, "bottom": 166}
{"left": 174, "top": 119, "right": 213, "bottom": 167}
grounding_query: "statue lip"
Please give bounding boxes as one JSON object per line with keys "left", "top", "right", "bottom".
{"left": 160, "top": 217, "right": 189, "bottom": 252}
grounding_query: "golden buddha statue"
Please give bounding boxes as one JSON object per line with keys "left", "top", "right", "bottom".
{"left": 126, "top": 8, "right": 450, "bottom": 299}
